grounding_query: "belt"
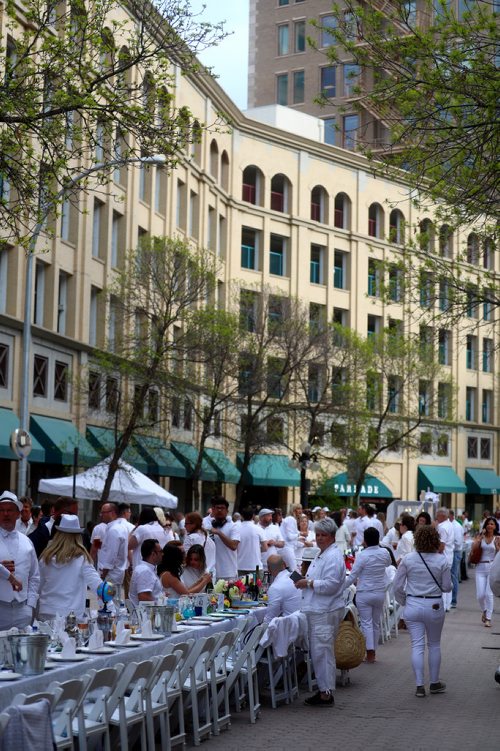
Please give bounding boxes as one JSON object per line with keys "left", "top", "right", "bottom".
{"left": 480, "top": 560, "right": 493, "bottom": 563}
{"left": 0, "top": 599, "right": 28, "bottom": 607}
{"left": 407, "top": 594, "right": 441, "bottom": 599}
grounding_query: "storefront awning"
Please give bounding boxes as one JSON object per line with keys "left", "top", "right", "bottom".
{"left": 204, "top": 448, "right": 240, "bottom": 484}
{"left": 31, "top": 415, "right": 99, "bottom": 466}
{"left": 237, "top": 453, "right": 300, "bottom": 487}
{"left": 170, "top": 442, "right": 219, "bottom": 482}
{"left": 465, "top": 468, "right": 500, "bottom": 495}
{"left": 418, "top": 465, "right": 467, "bottom": 494}
{"left": 86, "top": 426, "right": 153, "bottom": 475}
{"left": 133, "top": 435, "right": 187, "bottom": 478}
{"left": 321, "top": 472, "right": 393, "bottom": 498}
{"left": 0, "top": 408, "right": 45, "bottom": 462}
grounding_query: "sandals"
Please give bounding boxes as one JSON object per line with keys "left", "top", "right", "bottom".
{"left": 482, "top": 611, "right": 487, "bottom": 623}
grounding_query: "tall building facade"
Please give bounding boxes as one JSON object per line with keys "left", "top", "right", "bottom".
{"left": 1, "top": 0, "right": 498, "bottom": 517}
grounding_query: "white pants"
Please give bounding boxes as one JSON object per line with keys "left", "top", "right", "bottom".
{"left": 404, "top": 597, "right": 445, "bottom": 686}
{"left": 0, "top": 601, "right": 32, "bottom": 631}
{"left": 306, "top": 608, "right": 344, "bottom": 693}
{"left": 475, "top": 563, "right": 494, "bottom": 620}
{"left": 442, "top": 552, "right": 453, "bottom": 610}
{"left": 356, "top": 590, "right": 385, "bottom": 651}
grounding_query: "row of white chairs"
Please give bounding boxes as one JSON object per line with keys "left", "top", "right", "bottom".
{"left": 0, "top": 619, "right": 268, "bottom": 751}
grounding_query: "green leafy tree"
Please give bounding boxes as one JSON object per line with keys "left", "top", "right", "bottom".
{"left": 0, "top": 0, "right": 226, "bottom": 245}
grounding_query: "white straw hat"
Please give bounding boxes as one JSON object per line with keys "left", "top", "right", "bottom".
{"left": 0, "top": 491, "right": 22, "bottom": 512}
{"left": 55, "top": 514, "right": 85, "bottom": 534}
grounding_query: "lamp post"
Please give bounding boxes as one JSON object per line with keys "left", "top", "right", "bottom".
{"left": 17, "top": 154, "right": 167, "bottom": 496}
{"left": 289, "top": 439, "right": 320, "bottom": 509}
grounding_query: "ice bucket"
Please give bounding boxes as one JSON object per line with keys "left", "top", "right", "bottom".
{"left": 8, "top": 634, "right": 50, "bottom": 675}
{"left": 143, "top": 605, "right": 174, "bottom": 635}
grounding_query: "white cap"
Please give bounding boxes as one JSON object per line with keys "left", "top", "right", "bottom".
{"left": 0, "top": 491, "right": 22, "bottom": 512}
{"left": 312, "top": 506, "right": 321, "bottom": 513}
{"left": 258, "top": 508, "right": 274, "bottom": 517}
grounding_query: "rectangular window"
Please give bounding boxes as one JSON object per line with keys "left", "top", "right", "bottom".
{"left": 33, "top": 354, "right": 48, "bottom": 397}
{"left": 241, "top": 227, "right": 258, "bottom": 270}
{"left": 388, "top": 265, "right": 403, "bottom": 302}
{"left": 60, "top": 198, "right": 71, "bottom": 241}
{"left": 419, "top": 272, "right": 433, "bottom": 308}
{"left": 437, "top": 434, "right": 449, "bottom": 457}
{"left": 171, "top": 397, "right": 180, "bottom": 428}
{"left": 293, "top": 70, "right": 305, "bottom": 103}
{"left": 419, "top": 381, "right": 430, "bottom": 416}
{"left": 240, "top": 290, "right": 259, "bottom": 333}
{"left": 176, "top": 179, "right": 187, "bottom": 230}
{"left": 238, "top": 355, "right": 255, "bottom": 396}
{"left": 57, "top": 272, "right": 68, "bottom": 335}
{"left": 320, "top": 66, "right": 336, "bottom": 97}
{"left": 465, "top": 386, "right": 476, "bottom": 421}
{"left": 420, "top": 432, "right": 432, "bottom": 455}
{"left": 310, "top": 244, "right": 324, "bottom": 284}
{"left": 366, "top": 372, "right": 381, "bottom": 411}
{"left": 308, "top": 364, "right": 321, "bottom": 403}
{"left": 267, "top": 357, "right": 285, "bottom": 398}
{"left": 111, "top": 212, "right": 122, "bottom": 268}
{"left": 386, "top": 429, "right": 402, "bottom": 452}
{"left": 89, "top": 286, "right": 99, "bottom": 347}
{"left": 34, "top": 262, "right": 45, "bottom": 326}
{"left": 270, "top": 235, "right": 287, "bottom": 276}
{"left": 343, "top": 64, "right": 360, "bottom": 96}
{"left": 88, "top": 371, "right": 101, "bottom": 409}
{"left": 482, "top": 390, "right": 492, "bottom": 423}
{"left": 332, "top": 368, "right": 348, "bottom": 407}
{"left": 466, "top": 335, "right": 477, "bottom": 369}
{"left": 367, "top": 258, "right": 380, "bottom": 297}
{"left": 438, "top": 329, "right": 451, "bottom": 365}
{"left": 54, "top": 361, "right": 68, "bottom": 401}
{"left": 367, "top": 314, "right": 381, "bottom": 338}
{"left": 438, "top": 382, "right": 451, "bottom": 419}
{"left": 324, "top": 117, "right": 336, "bottom": 145}
{"left": 0, "top": 343, "right": 8, "bottom": 389}
{"left": 419, "top": 325, "right": 434, "bottom": 360}
{"left": 294, "top": 21, "right": 305, "bottom": 52}
{"left": 480, "top": 437, "right": 491, "bottom": 460}
{"left": 278, "top": 25, "right": 289, "bottom": 55}
{"left": 270, "top": 296, "right": 289, "bottom": 336}
{"left": 483, "top": 295, "right": 492, "bottom": 321}
{"left": 334, "top": 250, "right": 347, "bottom": 289}
{"left": 467, "top": 436, "right": 478, "bottom": 458}
{"left": 388, "top": 376, "right": 401, "bottom": 414}
{"left": 309, "top": 302, "right": 326, "bottom": 337}
{"left": 321, "top": 15, "right": 337, "bottom": 47}
{"left": 277, "top": 74, "right": 288, "bottom": 105}
{"left": 0, "top": 247, "right": 8, "bottom": 314}
{"left": 148, "top": 389, "right": 159, "bottom": 425}
{"left": 438, "top": 279, "right": 450, "bottom": 311}
{"left": 343, "top": 114, "right": 359, "bottom": 149}
{"left": 154, "top": 167, "right": 166, "bottom": 214}
{"left": 92, "top": 200, "right": 103, "bottom": 258}
{"left": 105, "top": 376, "right": 118, "bottom": 413}
{"left": 482, "top": 338, "right": 493, "bottom": 372}
{"left": 267, "top": 416, "right": 284, "bottom": 444}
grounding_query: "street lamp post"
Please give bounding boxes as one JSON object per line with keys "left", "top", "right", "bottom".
{"left": 17, "top": 154, "right": 166, "bottom": 496}
{"left": 289, "top": 440, "right": 320, "bottom": 509}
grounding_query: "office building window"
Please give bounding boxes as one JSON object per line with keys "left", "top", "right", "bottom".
{"left": 465, "top": 387, "right": 476, "bottom": 421}
{"left": 438, "top": 330, "right": 451, "bottom": 365}
{"left": 419, "top": 381, "right": 431, "bottom": 416}
{"left": 482, "top": 338, "right": 493, "bottom": 372}
{"left": 389, "top": 210, "right": 405, "bottom": 244}
{"left": 388, "top": 265, "right": 403, "bottom": 302}
{"left": 324, "top": 117, "right": 336, "bottom": 145}
{"left": 321, "top": 15, "right": 337, "bottom": 47}
{"left": 293, "top": 70, "right": 305, "bottom": 103}
{"left": 105, "top": 376, "right": 119, "bottom": 413}
{"left": 92, "top": 199, "right": 103, "bottom": 258}
{"left": 480, "top": 437, "right": 491, "bottom": 460}
{"left": 241, "top": 227, "right": 259, "bottom": 271}
{"left": 466, "top": 335, "right": 477, "bottom": 369}
{"left": 343, "top": 64, "right": 360, "bottom": 96}
{"left": 367, "top": 314, "right": 381, "bottom": 338}
{"left": 467, "top": 436, "right": 477, "bottom": 458}
{"left": 420, "top": 432, "right": 432, "bottom": 455}
{"left": 278, "top": 25, "right": 289, "bottom": 56}
{"left": 54, "top": 361, "right": 68, "bottom": 401}
{"left": 33, "top": 355, "right": 48, "bottom": 397}
{"left": 57, "top": 272, "right": 68, "bottom": 335}
{"left": 277, "top": 74, "right": 288, "bottom": 105}
{"left": 482, "top": 390, "right": 492, "bottom": 423}
{"left": 270, "top": 234, "right": 287, "bottom": 276}
{"left": 320, "top": 66, "right": 336, "bottom": 97}
{"left": 343, "top": 114, "right": 359, "bottom": 149}
{"left": 367, "top": 258, "right": 380, "bottom": 297}
{"left": 437, "top": 434, "right": 449, "bottom": 457}
{"left": 438, "top": 382, "right": 451, "bottom": 419}
{"left": 334, "top": 250, "right": 347, "bottom": 289}
{"left": 88, "top": 371, "right": 101, "bottom": 409}
{"left": 34, "top": 262, "right": 45, "bottom": 326}
{"left": 310, "top": 244, "right": 325, "bottom": 284}
{"left": 295, "top": 21, "right": 305, "bottom": 52}
{"left": 0, "top": 343, "right": 8, "bottom": 389}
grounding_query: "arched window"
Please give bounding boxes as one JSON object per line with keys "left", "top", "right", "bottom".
{"left": 191, "top": 119, "right": 202, "bottom": 163}
{"left": 209, "top": 139, "right": 219, "bottom": 179}
{"left": 419, "top": 218, "right": 435, "bottom": 253}
{"left": 220, "top": 150, "right": 229, "bottom": 191}
{"left": 242, "top": 165, "right": 264, "bottom": 206}
{"left": 99, "top": 28, "right": 115, "bottom": 71}
{"left": 311, "top": 185, "right": 328, "bottom": 223}
{"left": 439, "top": 225, "right": 453, "bottom": 258}
{"left": 389, "top": 209, "right": 405, "bottom": 244}
{"left": 270, "top": 173, "right": 291, "bottom": 213}
{"left": 466, "top": 232, "right": 479, "bottom": 265}
{"left": 368, "top": 203, "right": 384, "bottom": 239}
{"left": 334, "top": 192, "right": 351, "bottom": 230}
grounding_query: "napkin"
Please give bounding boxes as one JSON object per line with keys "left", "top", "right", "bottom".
{"left": 88, "top": 629, "right": 104, "bottom": 649}
{"left": 115, "top": 628, "right": 131, "bottom": 645}
{"left": 141, "top": 619, "right": 153, "bottom": 637}
{"left": 60, "top": 637, "right": 77, "bottom": 658}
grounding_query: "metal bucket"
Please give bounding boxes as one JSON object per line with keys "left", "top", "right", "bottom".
{"left": 8, "top": 634, "right": 50, "bottom": 675}
{"left": 143, "top": 605, "right": 174, "bottom": 635}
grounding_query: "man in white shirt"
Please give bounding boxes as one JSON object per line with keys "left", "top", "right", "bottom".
{"left": 237, "top": 507, "right": 266, "bottom": 575}
{"left": 0, "top": 491, "right": 40, "bottom": 630}
{"left": 15, "top": 497, "right": 36, "bottom": 536}
{"left": 436, "top": 506, "right": 454, "bottom": 611}
{"left": 210, "top": 497, "right": 240, "bottom": 579}
{"left": 295, "top": 517, "right": 345, "bottom": 707}
{"left": 128, "top": 538, "right": 164, "bottom": 607}
{"left": 449, "top": 509, "right": 464, "bottom": 608}
{"left": 258, "top": 509, "right": 285, "bottom": 570}
{"left": 98, "top": 502, "right": 129, "bottom": 596}
{"left": 264, "top": 554, "right": 302, "bottom": 623}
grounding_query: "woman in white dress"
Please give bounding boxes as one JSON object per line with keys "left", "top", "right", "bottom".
{"left": 158, "top": 544, "right": 211, "bottom": 597}
{"left": 182, "top": 512, "right": 216, "bottom": 575}
{"left": 181, "top": 544, "right": 209, "bottom": 590}
{"left": 471, "top": 516, "right": 500, "bottom": 627}
{"left": 294, "top": 514, "right": 316, "bottom": 568}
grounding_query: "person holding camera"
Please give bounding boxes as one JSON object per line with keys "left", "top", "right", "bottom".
{"left": 208, "top": 496, "right": 240, "bottom": 580}
{"left": 472, "top": 516, "right": 500, "bottom": 628}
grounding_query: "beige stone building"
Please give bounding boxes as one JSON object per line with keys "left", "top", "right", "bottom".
{"left": 0, "top": 1, "right": 498, "bottom": 518}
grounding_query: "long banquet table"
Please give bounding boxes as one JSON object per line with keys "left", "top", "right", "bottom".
{"left": 0, "top": 609, "right": 266, "bottom": 712}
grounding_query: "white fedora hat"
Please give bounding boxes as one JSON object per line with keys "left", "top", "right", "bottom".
{"left": 55, "top": 514, "right": 85, "bottom": 534}
{"left": 0, "top": 491, "right": 23, "bottom": 512}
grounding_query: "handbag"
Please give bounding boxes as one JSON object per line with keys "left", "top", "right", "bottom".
{"left": 468, "top": 541, "right": 482, "bottom": 565}
{"left": 334, "top": 608, "right": 366, "bottom": 670}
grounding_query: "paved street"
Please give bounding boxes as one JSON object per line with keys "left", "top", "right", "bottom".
{"left": 187, "top": 570, "right": 500, "bottom": 751}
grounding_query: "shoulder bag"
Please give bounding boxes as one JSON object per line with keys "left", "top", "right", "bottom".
{"left": 468, "top": 540, "right": 482, "bottom": 565}
{"left": 334, "top": 608, "right": 366, "bottom": 670}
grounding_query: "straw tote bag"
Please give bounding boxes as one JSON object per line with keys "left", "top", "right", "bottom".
{"left": 334, "top": 608, "right": 366, "bottom": 670}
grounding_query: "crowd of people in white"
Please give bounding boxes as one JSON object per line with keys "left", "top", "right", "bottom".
{"left": 1, "top": 488, "right": 500, "bottom": 705}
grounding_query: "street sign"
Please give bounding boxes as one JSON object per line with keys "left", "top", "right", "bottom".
{"left": 10, "top": 428, "right": 33, "bottom": 459}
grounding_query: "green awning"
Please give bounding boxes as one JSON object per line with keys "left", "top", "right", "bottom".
{"left": 31, "top": 415, "right": 98, "bottom": 466}
{"left": 86, "top": 426, "right": 152, "bottom": 474}
{"left": 0, "top": 409, "right": 45, "bottom": 462}
{"left": 465, "top": 468, "right": 500, "bottom": 495}
{"left": 170, "top": 442, "right": 219, "bottom": 482}
{"left": 204, "top": 448, "right": 240, "bottom": 484}
{"left": 134, "top": 435, "right": 187, "bottom": 478}
{"left": 321, "top": 472, "right": 393, "bottom": 499}
{"left": 237, "top": 453, "right": 300, "bottom": 487}
{"left": 418, "top": 465, "right": 467, "bottom": 494}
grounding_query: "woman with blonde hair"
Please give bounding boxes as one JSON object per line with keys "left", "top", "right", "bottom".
{"left": 38, "top": 514, "right": 103, "bottom": 620}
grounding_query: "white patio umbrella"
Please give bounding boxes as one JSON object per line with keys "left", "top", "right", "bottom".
{"left": 38, "top": 457, "right": 178, "bottom": 509}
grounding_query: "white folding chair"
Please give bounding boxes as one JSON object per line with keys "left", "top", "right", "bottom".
{"left": 182, "top": 635, "right": 219, "bottom": 746}
{"left": 106, "top": 659, "right": 154, "bottom": 751}
{"left": 47, "top": 676, "right": 93, "bottom": 751}
{"left": 12, "top": 687, "right": 63, "bottom": 710}
{"left": 257, "top": 615, "right": 301, "bottom": 708}
{"left": 208, "top": 628, "right": 240, "bottom": 735}
{"left": 0, "top": 711, "right": 10, "bottom": 740}
{"left": 74, "top": 665, "right": 123, "bottom": 751}
{"left": 144, "top": 651, "right": 182, "bottom": 751}
{"left": 166, "top": 639, "right": 195, "bottom": 748}
{"left": 225, "top": 622, "right": 267, "bottom": 723}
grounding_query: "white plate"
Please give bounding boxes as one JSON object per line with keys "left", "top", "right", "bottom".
{"left": 130, "top": 634, "right": 165, "bottom": 641}
{"left": 176, "top": 624, "right": 204, "bottom": 631}
{"left": 104, "top": 640, "right": 140, "bottom": 649}
{"left": 78, "top": 646, "right": 115, "bottom": 655}
{"left": 0, "top": 672, "right": 22, "bottom": 681}
{"left": 190, "top": 618, "right": 216, "bottom": 624}
{"left": 49, "top": 654, "right": 87, "bottom": 662}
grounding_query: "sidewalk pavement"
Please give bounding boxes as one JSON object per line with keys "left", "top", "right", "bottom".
{"left": 186, "top": 569, "right": 500, "bottom": 751}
